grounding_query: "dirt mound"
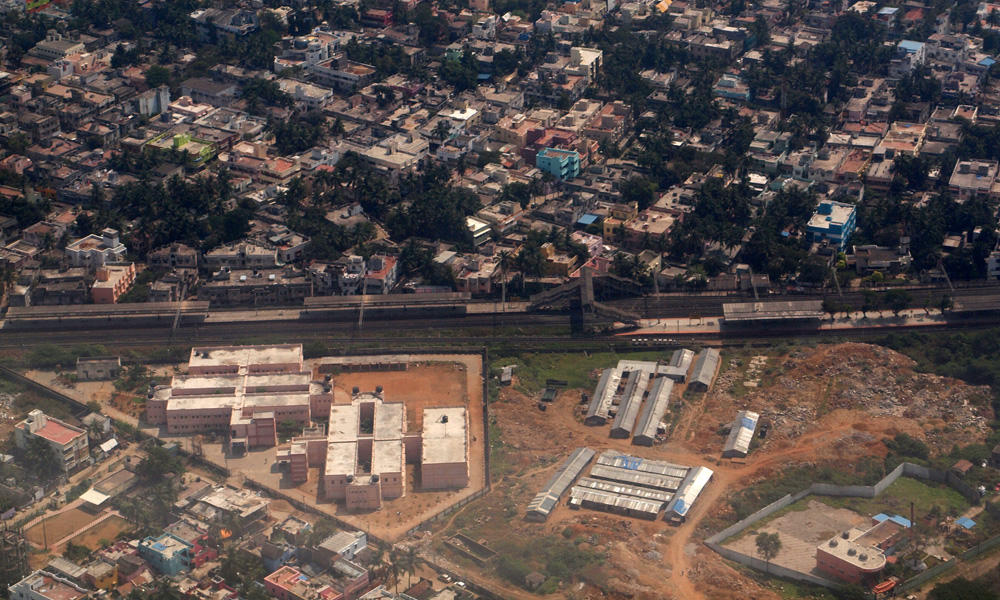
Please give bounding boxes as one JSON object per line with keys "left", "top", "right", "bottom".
{"left": 697, "top": 343, "right": 992, "bottom": 455}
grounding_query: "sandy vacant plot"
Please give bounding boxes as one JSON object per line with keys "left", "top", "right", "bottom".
{"left": 724, "top": 499, "right": 869, "bottom": 576}
{"left": 66, "top": 515, "right": 130, "bottom": 550}
{"left": 26, "top": 508, "right": 101, "bottom": 548}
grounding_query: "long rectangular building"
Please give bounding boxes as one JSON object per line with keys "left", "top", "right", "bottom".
{"left": 585, "top": 368, "right": 621, "bottom": 425}
{"left": 595, "top": 451, "right": 690, "bottom": 479}
{"left": 665, "top": 466, "right": 714, "bottom": 523}
{"left": 589, "top": 464, "right": 685, "bottom": 492}
{"left": 689, "top": 348, "right": 721, "bottom": 392}
{"left": 633, "top": 377, "right": 673, "bottom": 446}
{"left": 568, "top": 486, "right": 662, "bottom": 520}
{"left": 610, "top": 370, "right": 647, "bottom": 438}
{"left": 722, "top": 410, "right": 759, "bottom": 458}
{"left": 526, "top": 447, "right": 595, "bottom": 521}
{"left": 575, "top": 477, "right": 673, "bottom": 505}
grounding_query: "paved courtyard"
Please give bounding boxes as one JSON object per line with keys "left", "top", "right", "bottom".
{"left": 725, "top": 499, "right": 869, "bottom": 576}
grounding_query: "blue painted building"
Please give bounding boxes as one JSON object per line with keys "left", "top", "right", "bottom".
{"left": 139, "top": 533, "right": 192, "bottom": 575}
{"left": 536, "top": 148, "right": 581, "bottom": 180}
{"left": 806, "top": 200, "right": 857, "bottom": 249}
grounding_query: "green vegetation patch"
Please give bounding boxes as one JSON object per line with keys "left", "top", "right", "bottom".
{"left": 493, "top": 350, "right": 671, "bottom": 394}
{"left": 818, "top": 477, "right": 970, "bottom": 518}
{"left": 492, "top": 534, "right": 604, "bottom": 592}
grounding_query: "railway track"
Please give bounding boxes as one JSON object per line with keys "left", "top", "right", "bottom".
{"left": 1, "top": 310, "right": 996, "bottom": 352}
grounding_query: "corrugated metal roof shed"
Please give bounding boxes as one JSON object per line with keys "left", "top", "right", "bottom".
{"left": 633, "top": 377, "right": 673, "bottom": 445}
{"left": 689, "top": 348, "right": 721, "bottom": 391}
{"left": 665, "top": 466, "right": 714, "bottom": 521}
{"left": 568, "top": 486, "right": 662, "bottom": 520}
{"left": 589, "top": 464, "right": 684, "bottom": 491}
{"left": 576, "top": 477, "right": 673, "bottom": 504}
{"left": 596, "top": 450, "right": 689, "bottom": 479}
{"left": 525, "top": 447, "right": 595, "bottom": 521}
{"left": 610, "top": 370, "right": 647, "bottom": 438}
{"left": 585, "top": 368, "right": 621, "bottom": 425}
{"left": 663, "top": 349, "right": 695, "bottom": 381}
{"left": 722, "top": 410, "right": 759, "bottom": 458}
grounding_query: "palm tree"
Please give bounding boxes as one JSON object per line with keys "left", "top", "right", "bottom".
{"left": 388, "top": 548, "right": 400, "bottom": 595}
{"left": 401, "top": 546, "right": 418, "bottom": 590}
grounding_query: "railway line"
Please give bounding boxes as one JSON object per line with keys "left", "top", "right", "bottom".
{"left": 0, "top": 307, "right": 995, "bottom": 353}
{"left": 0, "top": 282, "right": 996, "bottom": 351}
{"left": 606, "top": 284, "right": 1000, "bottom": 318}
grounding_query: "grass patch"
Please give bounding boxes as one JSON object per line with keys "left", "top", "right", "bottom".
{"left": 491, "top": 534, "right": 604, "bottom": 591}
{"left": 493, "top": 350, "right": 672, "bottom": 394}
{"left": 818, "top": 476, "right": 970, "bottom": 518}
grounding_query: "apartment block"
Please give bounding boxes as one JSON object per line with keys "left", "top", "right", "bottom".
{"left": 91, "top": 262, "right": 135, "bottom": 304}
{"left": 14, "top": 410, "right": 89, "bottom": 473}
{"left": 65, "top": 228, "right": 126, "bottom": 269}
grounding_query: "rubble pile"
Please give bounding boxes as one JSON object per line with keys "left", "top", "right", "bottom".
{"left": 748, "top": 343, "right": 991, "bottom": 449}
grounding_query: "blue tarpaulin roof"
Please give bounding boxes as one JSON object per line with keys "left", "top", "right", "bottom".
{"left": 957, "top": 517, "right": 976, "bottom": 529}
{"left": 872, "top": 513, "right": 911, "bottom": 527}
{"left": 577, "top": 213, "right": 599, "bottom": 225}
{"left": 980, "top": 57, "right": 997, "bottom": 67}
{"left": 874, "top": 513, "right": 912, "bottom": 528}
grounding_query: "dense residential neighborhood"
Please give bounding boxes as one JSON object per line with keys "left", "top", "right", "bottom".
{"left": 0, "top": 0, "right": 997, "bottom": 309}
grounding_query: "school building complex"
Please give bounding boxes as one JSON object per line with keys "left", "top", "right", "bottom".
{"left": 278, "top": 389, "right": 469, "bottom": 512}
{"left": 144, "top": 344, "right": 335, "bottom": 453}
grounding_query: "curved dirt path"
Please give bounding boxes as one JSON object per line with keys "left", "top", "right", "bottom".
{"left": 661, "top": 412, "right": 893, "bottom": 600}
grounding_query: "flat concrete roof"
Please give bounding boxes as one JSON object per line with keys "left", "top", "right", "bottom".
{"left": 422, "top": 407, "right": 467, "bottom": 465}
{"left": 243, "top": 373, "right": 312, "bottom": 389}
{"left": 189, "top": 345, "right": 302, "bottom": 368}
{"left": 326, "top": 441, "right": 357, "bottom": 476}
{"left": 196, "top": 486, "right": 269, "bottom": 518}
{"left": 723, "top": 300, "right": 824, "bottom": 322}
{"left": 243, "top": 393, "right": 313, "bottom": 408}
{"left": 166, "top": 395, "right": 242, "bottom": 412}
{"left": 328, "top": 404, "right": 359, "bottom": 442}
{"left": 818, "top": 531, "right": 886, "bottom": 571}
{"left": 171, "top": 374, "right": 239, "bottom": 393}
{"left": 374, "top": 402, "right": 404, "bottom": 440}
{"left": 372, "top": 439, "right": 403, "bottom": 474}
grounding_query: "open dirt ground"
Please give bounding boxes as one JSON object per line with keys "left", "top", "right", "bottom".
{"left": 418, "top": 342, "right": 994, "bottom": 600}
{"left": 66, "top": 514, "right": 129, "bottom": 549}
{"left": 25, "top": 507, "right": 101, "bottom": 547}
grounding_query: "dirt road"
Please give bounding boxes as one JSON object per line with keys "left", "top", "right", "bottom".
{"left": 660, "top": 410, "right": 920, "bottom": 600}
